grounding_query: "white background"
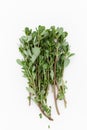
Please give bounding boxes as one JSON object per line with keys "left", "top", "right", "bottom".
{"left": 0, "top": 0, "right": 87, "bottom": 130}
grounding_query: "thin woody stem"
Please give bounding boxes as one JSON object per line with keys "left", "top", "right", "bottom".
{"left": 38, "top": 103, "right": 53, "bottom": 121}
{"left": 62, "top": 79, "right": 67, "bottom": 108}
{"left": 55, "top": 80, "right": 59, "bottom": 91}
{"left": 55, "top": 80, "right": 59, "bottom": 100}
{"left": 53, "top": 81, "right": 60, "bottom": 115}
{"left": 53, "top": 56, "right": 60, "bottom": 115}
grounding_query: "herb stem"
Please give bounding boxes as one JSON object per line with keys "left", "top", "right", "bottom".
{"left": 62, "top": 79, "right": 67, "bottom": 107}
{"left": 53, "top": 56, "right": 60, "bottom": 115}
{"left": 29, "top": 93, "right": 31, "bottom": 106}
{"left": 38, "top": 103, "right": 53, "bottom": 121}
{"left": 64, "top": 96, "right": 67, "bottom": 108}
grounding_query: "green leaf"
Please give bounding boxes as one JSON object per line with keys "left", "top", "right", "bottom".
{"left": 26, "top": 86, "right": 35, "bottom": 94}
{"left": 43, "top": 64, "right": 48, "bottom": 69}
{"left": 69, "top": 53, "right": 75, "bottom": 57}
{"left": 58, "top": 27, "right": 63, "bottom": 36}
{"left": 38, "top": 25, "right": 45, "bottom": 34}
{"left": 27, "top": 49, "right": 32, "bottom": 56}
{"left": 19, "top": 36, "right": 26, "bottom": 43}
{"left": 27, "top": 36, "right": 32, "bottom": 42}
{"left": 39, "top": 113, "right": 42, "bottom": 118}
{"left": 23, "top": 50, "right": 28, "bottom": 56}
{"left": 20, "top": 35, "right": 32, "bottom": 43}
{"left": 63, "top": 32, "right": 68, "bottom": 37}
{"left": 23, "top": 49, "right": 32, "bottom": 57}
{"left": 31, "top": 47, "right": 40, "bottom": 63}
{"left": 48, "top": 125, "right": 50, "bottom": 128}
{"left": 16, "top": 59, "right": 22, "bottom": 66}
{"left": 25, "top": 27, "right": 30, "bottom": 35}
{"left": 41, "top": 30, "right": 46, "bottom": 36}
{"left": 32, "top": 47, "right": 40, "bottom": 55}
{"left": 58, "top": 93, "right": 64, "bottom": 100}
{"left": 64, "top": 58, "right": 70, "bottom": 67}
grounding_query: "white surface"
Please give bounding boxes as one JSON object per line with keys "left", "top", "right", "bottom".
{"left": 0, "top": 0, "right": 87, "bottom": 129}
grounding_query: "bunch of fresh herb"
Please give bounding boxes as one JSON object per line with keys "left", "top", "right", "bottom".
{"left": 17, "top": 25, "right": 73, "bottom": 121}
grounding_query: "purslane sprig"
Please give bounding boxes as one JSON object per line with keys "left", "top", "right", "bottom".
{"left": 17, "top": 25, "right": 74, "bottom": 121}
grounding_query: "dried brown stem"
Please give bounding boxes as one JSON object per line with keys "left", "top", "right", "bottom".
{"left": 53, "top": 81, "right": 60, "bottom": 115}
{"left": 55, "top": 80, "right": 59, "bottom": 100}
{"left": 53, "top": 56, "right": 60, "bottom": 115}
{"left": 38, "top": 103, "right": 53, "bottom": 121}
{"left": 55, "top": 80, "right": 59, "bottom": 91}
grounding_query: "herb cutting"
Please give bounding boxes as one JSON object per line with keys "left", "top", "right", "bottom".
{"left": 17, "top": 25, "right": 73, "bottom": 121}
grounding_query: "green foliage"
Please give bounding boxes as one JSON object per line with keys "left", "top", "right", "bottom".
{"left": 48, "top": 125, "right": 50, "bottom": 128}
{"left": 17, "top": 25, "right": 73, "bottom": 121}
{"left": 39, "top": 113, "right": 42, "bottom": 118}
{"left": 31, "top": 46, "right": 40, "bottom": 63}
{"left": 26, "top": 86, "right": 35, "bottom": 94}
{"left": 64, "top": 58, "right": 70, "bottom": 67}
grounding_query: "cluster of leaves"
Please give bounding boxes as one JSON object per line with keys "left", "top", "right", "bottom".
{"left": 17, "top": 25, "right": 73, "bottom": 121}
